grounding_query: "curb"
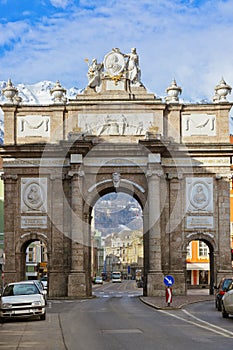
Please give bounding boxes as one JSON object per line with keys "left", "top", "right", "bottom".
{"left": 139, "top": 297, "right": 181, "bottom": 310}
{"left": 139, "top": 296, "right": 214, "bottom": 310}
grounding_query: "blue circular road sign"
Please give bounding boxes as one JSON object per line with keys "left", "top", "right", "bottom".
{"left": 164, "top": 275, "right": 174, "bottom": 287}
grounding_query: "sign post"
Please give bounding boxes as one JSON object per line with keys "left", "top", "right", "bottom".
{"left": 163, "top": 275, "right": 174, "bottom": 306}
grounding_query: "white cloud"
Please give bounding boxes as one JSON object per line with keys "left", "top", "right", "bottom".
{"left": 1, "top": 0, "right": 233, "bottom": 102}
{"left": 49, "top": 0, "right": 73, "bottom": 8}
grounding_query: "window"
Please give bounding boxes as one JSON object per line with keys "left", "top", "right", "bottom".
{"left": 28, "top": 247, "right": 34, "bottom": 262}
{"left": 199, "top": 241, "right": 209, "bottom": 258}
{"left": 186, "top": 242, "right": 192, "bottom": 259}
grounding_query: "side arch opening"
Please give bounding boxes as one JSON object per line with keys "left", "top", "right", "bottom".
{"left": 185, "top": 237, "right": 215, "bottom": 295}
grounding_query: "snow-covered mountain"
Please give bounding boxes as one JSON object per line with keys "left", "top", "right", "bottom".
{"left": 0, "top": 80, "right": 83, "bottom": 144}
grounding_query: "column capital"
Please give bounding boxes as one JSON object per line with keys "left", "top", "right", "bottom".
{"left": 68, "top": 170, "right": 85, "bottom": 178}
{"left": 166, "top": 173, "right": 183, "bottom": 180}
{"left": 1, "top": 174, "right": 18, "bottom": 181}
{"left": 146, "top": 169, "right": 164, "bottom": 178}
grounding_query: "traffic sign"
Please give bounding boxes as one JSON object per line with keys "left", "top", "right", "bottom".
{"left": 163, "top": 275, "right": 174, "bottom": 286}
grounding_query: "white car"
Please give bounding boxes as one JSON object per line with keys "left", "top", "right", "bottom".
{"left": 94, "top": 276, "right": 103, "bottom": 284}
{"left": 222, "top": 283, "right": 233, "bottom": 318}
{"left": 40, "top": 276, "right": 48, "bottom": 290}
{"left": 21, "top": 280, "right": 47, "bottom": 304}
{"left": 0, "top": 281, "right": 46, "bottom": 322}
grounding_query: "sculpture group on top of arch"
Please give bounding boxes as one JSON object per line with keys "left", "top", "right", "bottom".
{"left": 85, "top": 47, "right": 143, "bottom": 91}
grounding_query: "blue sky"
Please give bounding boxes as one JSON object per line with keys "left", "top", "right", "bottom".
{"left": 1, "top": 0, "right": 233, "bottom": 102}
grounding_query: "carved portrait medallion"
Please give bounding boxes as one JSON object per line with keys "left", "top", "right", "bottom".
{"left": 21, "top": 178, "right": 47, "bottom": 213}
{"left": 104, "top": 50, "right": 125, "bottom": 77}
{"left": 186, "top": 177, "right": 213, "bottom": 212}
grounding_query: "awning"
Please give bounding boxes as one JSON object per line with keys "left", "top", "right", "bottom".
{"left": 186, "top": 262, "right": 210, "bottom": 271}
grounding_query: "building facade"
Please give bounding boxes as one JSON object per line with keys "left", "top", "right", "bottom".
{"left": 0, "top": 48, "right": 233, "bottom": 297}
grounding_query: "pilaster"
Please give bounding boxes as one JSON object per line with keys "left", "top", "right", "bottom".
{"left": 146, "top": 163, "right": 165, "bottom": 296}
{"left": 1, "top": 174, "right": 18, "bottom": 284}
{"left": 49, "top": 175, "right": 67, "bottom": 297}
{"left": 67, "top": 167, "right": 88, "bottom": 297}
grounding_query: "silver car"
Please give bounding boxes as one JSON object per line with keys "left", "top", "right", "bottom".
{"left": 222, "top": 281, "right": 233, "bottom": 318}
{"left": 0, "top": 281, "right": 46, "bottom": 322}
{"left": 40, "top": 275, "right": 48, "bottom": 290}
{"left": 21, "top": 280, "right": 47, "bottom": 305}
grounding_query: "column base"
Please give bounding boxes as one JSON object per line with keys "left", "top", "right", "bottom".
{"left": 146, "top": 271, "right": 186, "bottom": 296}
{"left": 68, "top": 271, "right": 90, "bottom": 297}
{"left": 146, "top": 271, "right": 166, "bottom": 297}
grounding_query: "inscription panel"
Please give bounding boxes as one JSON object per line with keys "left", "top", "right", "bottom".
{"left": 21, "top": 216, "right": 47, "bottom": 229}
{"left": 186, "top": 216, "right": 214, "bottom": 229}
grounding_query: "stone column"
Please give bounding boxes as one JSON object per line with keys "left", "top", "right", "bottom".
{"left": 216, "top": 176, "right": 232, "bottom": 276}
{"left": 48, "top": 175, "right": 67, "bottom": 297}
{"left": 1, "top": 174, "right": 18, "bottom": 284}
{"left": 83, "top": 212, "right": 92, "bottom": 297}
{"left": 146, "top": 160, "right": 165, "bottom": 296}
{"left": 167, "top": 173, "right": 186, "bottom": 295}
{"left": 68, "top": 168, "right": 87, "bottom": 297}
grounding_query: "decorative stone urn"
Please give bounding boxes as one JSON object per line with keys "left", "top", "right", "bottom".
{"left": 2, "top": 79, "right": 21, "bottom": 104}
{"left": 50, "top": 80, "right": 67, "bottom": 103}
{"left": 213, "top": 78, "right": 232, "bottom": 102}
{"left": 165, "top": 79, "right": 182, "bottom": 103}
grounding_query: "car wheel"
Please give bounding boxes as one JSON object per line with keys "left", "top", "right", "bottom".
{"left": 0, "top": 317, "right": 4, "bottom": 323}
{"left": 222, "top": 304, "right": 229, "bottom": 318}
{"left": 40, "top": 313, "right": 46, "bottom": 321}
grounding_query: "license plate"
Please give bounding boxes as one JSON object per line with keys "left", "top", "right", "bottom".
{"left": 14, "top": 309, "right": 30, "bottom": 315}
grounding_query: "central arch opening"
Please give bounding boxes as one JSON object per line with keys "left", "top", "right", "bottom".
{"left": 91, "top": 191, "right": 144, "bottom": 292}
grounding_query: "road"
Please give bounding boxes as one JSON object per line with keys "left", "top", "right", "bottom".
{"left": 1, "top": 280, "right": 233, "bottom": 349}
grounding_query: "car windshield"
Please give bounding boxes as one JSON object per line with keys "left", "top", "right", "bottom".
{"left": 3, "top": 284, "right": 39, "bottom": 296}
{"left": 222, "top": 279, "right": 233, "bottom": 291}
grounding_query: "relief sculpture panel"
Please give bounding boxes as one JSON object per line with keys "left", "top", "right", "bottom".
{"left": 186, "top": 177, "right": 213, "bottom": 213}
{"left": 78, "top": 113, "right": 154, "bottom": 136}
{"left": 21, "top": 178, "right": 47, "bottom": 213}
{"left": 17, "top": 115, "right": 50, "bottom": 138}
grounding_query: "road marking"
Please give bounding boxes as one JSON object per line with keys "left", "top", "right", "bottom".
{"left": 182, "top": 309, "right": 233, "bottom": 337}
{"left": 159, "top": 309, "right": 233, "bottom": 338}
{"left": 101, "top": 329, "right": 142, "bottom": 334}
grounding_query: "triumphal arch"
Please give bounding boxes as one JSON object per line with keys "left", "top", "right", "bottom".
{"left": 1, "top": 48, "right": 233, "bottom": 297}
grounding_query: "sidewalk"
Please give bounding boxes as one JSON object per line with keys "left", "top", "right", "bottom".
{"left": 140, "top": 289, "right": 215, "bottom": 310}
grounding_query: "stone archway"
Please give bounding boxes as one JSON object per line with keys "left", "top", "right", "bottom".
{"left": 1, "top": 48, "right": 233, "bottom": 298}
{"left": 15, "top": 232, "right": 48, "bottom": 282}
{"left": 183, "top": 234, "right": 216, "bottom": 295}
{"left": 83, "top": 177, "right": 147, "bottom": 295}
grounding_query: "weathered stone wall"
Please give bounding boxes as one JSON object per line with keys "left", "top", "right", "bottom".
{"left": 1, "top": 93, "right": 232, "bottom": 297}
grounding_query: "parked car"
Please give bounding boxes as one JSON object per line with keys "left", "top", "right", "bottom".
{"left": 94, "top": 276, "right": 103, "bottom": 284}
{"left": 0, "top": 281, "right": 46, "bottom": 322}
{"left": 222, "top": 281, "right": 233, "bottom": 318}
{"left": 40, "top": 275, "right": 48, "bottom": 290}
{"left": 215, "top": 277, "right": 233, "bottom": 311}
{"left": 21, "top": 280, "right": 47, "bottom": 304}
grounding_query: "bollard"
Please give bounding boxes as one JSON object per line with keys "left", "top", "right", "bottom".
{"left": 166, "top": 287, "right": 172, "bottom": 306}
